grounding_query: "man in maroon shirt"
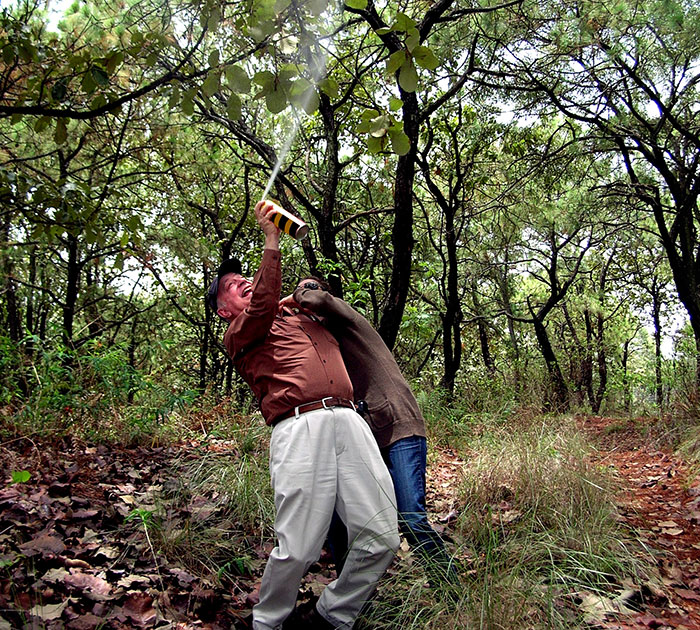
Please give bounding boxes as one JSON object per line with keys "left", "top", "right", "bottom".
{"left": 208, "top": 200, "right": 399, "bottom": 630}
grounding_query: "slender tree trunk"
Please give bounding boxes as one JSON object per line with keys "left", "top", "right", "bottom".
{"left": 63, "top": 233, "right": 80, "bottom": 349}
{"left": 563, "top": 302, "right": 586, "bottom": 405}
{"left": 592, "top": 311, "right": 607, "bottom": 413}
{"left": 469, "top": 282, "right": 493, "bottom": 377}
{"left": 314, "top": 92, "right": 343, "bottom": 296}
{"left": 378, "top": 92, "right": 419, "bottom": 349}
{"left": 128, "top": 315, "right": 138, "bottom": 403}
{"left": 532, "top": 317, "right": 569, "bottom": 411}
{"left": 496, "top": 271, "right": 521, "bottom": 393}
{"left": 440, "top": 207, "right": 463, "bottom": 393}
{"left": 651, "top": 285, "right": 663, "bottom": 409}
{"left": 622, "top": 339, "right": 631, "bottom": 413}
{"left": 1, "top": 217, "right": 21, "bottom": 342}
{"left": 583, "top": 310, "right": 595, "bottom": 409}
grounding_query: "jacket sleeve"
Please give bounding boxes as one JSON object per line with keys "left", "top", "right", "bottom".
{"left": 224, "top": 249, "right": 281, "bottom": 359}
{"left": 293, "top": 287, "right": 359, "bottom": 324}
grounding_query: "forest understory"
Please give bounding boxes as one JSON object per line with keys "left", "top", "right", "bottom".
{"left": 1, "top": 414, "right": 699, "bottom": 630}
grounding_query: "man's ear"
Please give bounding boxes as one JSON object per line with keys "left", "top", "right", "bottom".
{"left": 217, "top": 307, "right": 232, "bottom": 321}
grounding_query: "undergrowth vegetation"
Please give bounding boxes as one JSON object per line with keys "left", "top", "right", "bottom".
{"left": 0, "top": 338, "right": 672, "bottom": 629}
{"left": 356, "top": 416, "right": 656, "bottom": 629}
{"left": 0, "top": 336, "right": 198, "bottom": 444}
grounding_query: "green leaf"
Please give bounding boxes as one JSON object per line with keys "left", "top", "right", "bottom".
{"left": 105, "top": 51, "right": 124, "bottom": 74}
{"left": 207, "top": 7, "right": 222, "bottom": 31}
{"left": 202, "top": 71, "right": 220, "bottom": 97}
{"left": 319, "top": 78, "right": 339, "bottom": 98}
{"left": 2, "top": 45, "right": 15, "bottom": 64}
{"left": 81, "top": 71, "right": 96, "bottom": 94}
{"left": 91, "top": 66, "right": 109, "bottom": 87}
{"left": 398, "top": 60, "right": 418, "bottom": 92}
{"left": 386, "top": 50, "right": 406, "bottom": 75}
{"left": 367, "top": 135, "right": 385, "bottom": 154}
{"left": 227, "top": 92, "right": 242, "bottom": 120}
{"left": 405, "top": 28, "right": 420, "bottom": 53}
{"left": 392, "top": 12, "right": 416, "bottom": 32}
{"left": 388, "top": 127, "right": 410, "bottom": 155}
{"left": 90, "top": 94, "right": 107, "bottom": 110}
{"left": 181, "top": 93, "right": 194, "bottom": 116}
{"left": 51, "top": 78, "right": 68, "bottom": 102}
{"left": 266, "top": 88, "right": 287, "bottom": 113}
{"left": 296, "top": 86, "right": 319, "bottom": 114}
{"left": 345, "top": 0, "right": 368, "bottom": 8}
{"left": 413, "top": 45, "right": 440, "bottom": 70}
{"left": 208, "top": 49, "right": 220, "bottom": 67}
{"left": 226, "top": 65, "right": 251, "bottom": 94}
{"left": 11, "top": 470, "right": 31, "bottom": 484}
{"left": 253, "top": 71, "right": 275, "bottom": 88}
{"left": 308, "top": 0, "right": 327, "bottom": 16}
{"left": 54, "top": 119, "right": 67, "bottom": 145}
{"left": 375, "top": 27, "right": 391, "bottom": 35}
{"left": 168, "top": 85, "right": 180, "bottom": 109}
{"left": 369, "top": 113, "right": 390, "bottom": 137}
{"left": 34, "top": 116, "right": 51, "bottom": 133}
{"left": 127, "top": 215, "right": 141, "bottom": 232}
{"left": 389, "top": 97, "right": 403, "bottom": 111}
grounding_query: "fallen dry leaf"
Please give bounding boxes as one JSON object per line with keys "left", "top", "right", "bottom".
{"left": 30, "top": 600, "right": 67, "bottom": 621}
{"left": 19, "top": 534, "right": 66, "bottom": 557}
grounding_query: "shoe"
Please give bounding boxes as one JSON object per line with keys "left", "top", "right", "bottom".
{"left": 283, "top": 606, "right": 337, "bottom": 630}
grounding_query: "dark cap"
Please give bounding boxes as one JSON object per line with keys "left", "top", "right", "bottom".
{"left": 207, "top": 258, "right": 242, "bottom": 312}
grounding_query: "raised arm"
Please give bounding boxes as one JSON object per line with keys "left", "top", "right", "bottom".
{"left": 224, "top": 201, "right": 282, "bottom": 358}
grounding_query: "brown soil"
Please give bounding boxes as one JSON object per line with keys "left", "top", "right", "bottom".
{"left": 578, "top": 416, "right": 700, "bottom": 630}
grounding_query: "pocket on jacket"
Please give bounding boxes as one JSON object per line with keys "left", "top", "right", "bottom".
{"left": 366, "top": 399, "right": 393, "bottom": 431}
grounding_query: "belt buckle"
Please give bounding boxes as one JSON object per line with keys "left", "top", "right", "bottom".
{"left": 321, "top": 396, "right": 334, "bottom": 409}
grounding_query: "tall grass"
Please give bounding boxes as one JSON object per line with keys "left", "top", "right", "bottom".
{"left": 152, "top": 413, "right": 275, "bottom": 584}
{"left": 360, "top": 415, "right": 656, "bottom": 630}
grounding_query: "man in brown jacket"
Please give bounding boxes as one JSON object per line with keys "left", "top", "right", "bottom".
{"left": 291, "top": 278, "right": 457, "bottom": 583}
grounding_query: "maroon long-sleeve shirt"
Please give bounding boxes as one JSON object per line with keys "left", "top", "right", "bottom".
{"left": 223, "top": 249, "right": 353, "bottom": 425}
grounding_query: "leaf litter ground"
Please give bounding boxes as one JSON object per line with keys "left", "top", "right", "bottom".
{"left": 1, "top": 417, "right": 699, "bottom": 629}
{"left": 579, "top": 416, "right": 700, "bottom": 630}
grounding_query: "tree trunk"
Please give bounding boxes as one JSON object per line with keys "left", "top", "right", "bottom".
{"left": 651, "top": 283, "right": 663, "bottom": 409}
{"left": 622, "top": 339, "right": 631, "bottom": 413}
{"left": 591, "top": 311, "right": 607, "bottom": 413}
{"left": 439, "top": 205, "right": 463, "bottom": 393}
{"left": 471, "top": 285, "right": 494, "bottom": 378}
{"left": 378, "top": 92, "right": 419, "bottom": 349}
{"left": 63, "top": 233, "right": 80, "bottom": 349}
{"left": 532, "top": 317, "right": 569, "bottom": 411}
{"left": 583, "top": 310, "right": 595, "bottom": 409}
{"left": 496, "top": 269, "right": 522, "bottom": 393}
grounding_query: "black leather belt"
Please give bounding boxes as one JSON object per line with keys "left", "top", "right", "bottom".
{"left": 271, "top": 397, "right": 356, "bottom": 425}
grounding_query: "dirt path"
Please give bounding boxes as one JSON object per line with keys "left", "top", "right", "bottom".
{"left": 580, "top": 416, "right": 700, "bottom": 630}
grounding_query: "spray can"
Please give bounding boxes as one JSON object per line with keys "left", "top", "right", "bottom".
{"left": 267, "top": 202, "right": 309, "bottom": 240}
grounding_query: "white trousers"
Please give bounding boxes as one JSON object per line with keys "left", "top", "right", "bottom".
{"left": 253, "top": 406, "right": 400, "bottom": 630}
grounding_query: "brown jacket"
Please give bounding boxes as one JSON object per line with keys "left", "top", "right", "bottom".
{"left": 293, "top": 287, "right": 426, "bottom": 448}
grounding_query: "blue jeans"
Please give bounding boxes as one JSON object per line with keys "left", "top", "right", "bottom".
{"left": 328, "top": 436, "right": 454, "bottom": 578}
{"left": 381, "top": 436, "right": 449, "bottom": 559}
